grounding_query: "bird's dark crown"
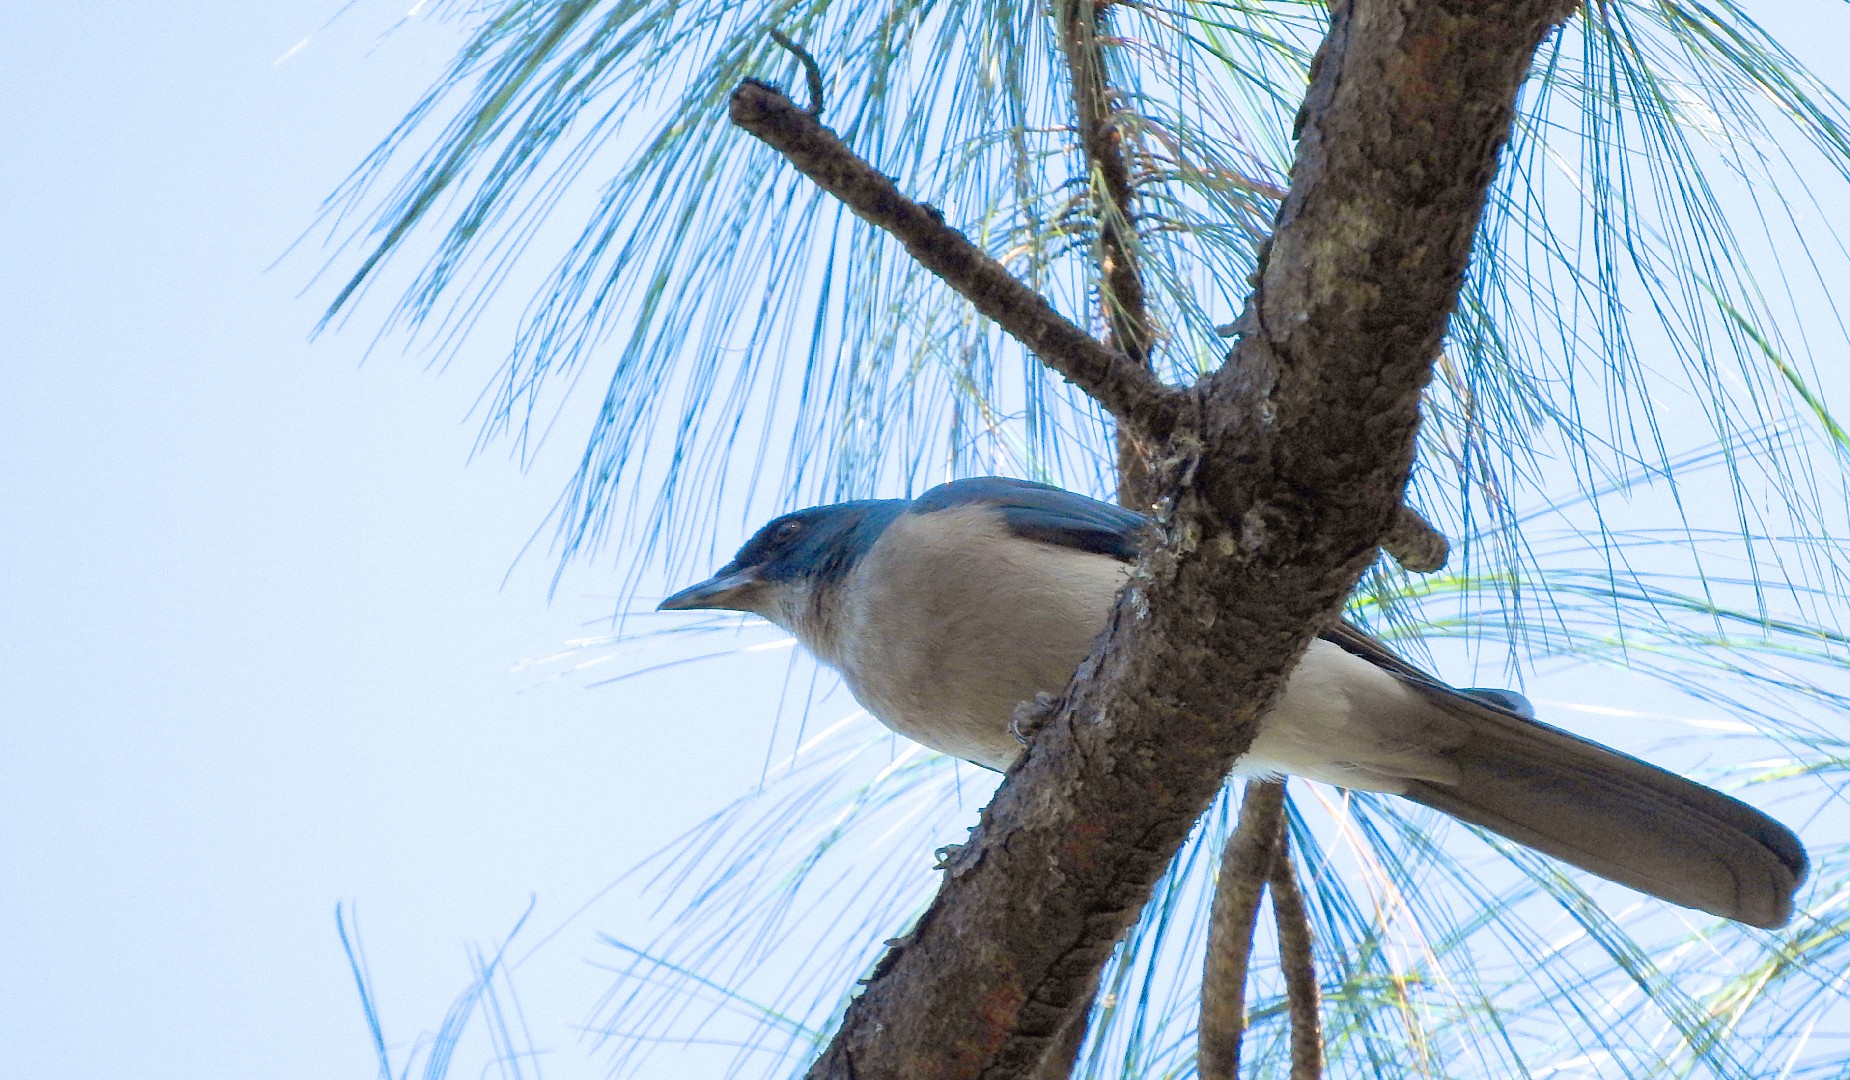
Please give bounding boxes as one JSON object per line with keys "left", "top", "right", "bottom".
{"left": 721, "top": 499, "right": 909, "bottom": 586}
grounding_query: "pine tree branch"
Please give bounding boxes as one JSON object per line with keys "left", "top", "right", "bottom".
{"left": 728, "top": 79, "right": 1180, "bottom": 437}
{"left": 1198, "top": 780, "right": 1286, "bottom": 1080}
{"left": 1269, "top": 822, "right": 1323, "bottom": 1080}
{"left": 1057, "top": 0, "right": 1152, "bottom": 368}
{"left": 767, "top": 29, "right": 825, "bottom": 116}
{"left": 1055, "top": 0, "right": 1160, "bottom": 508}
{"left": 793, "top": 2, "right": 1577, "bottom": 1077}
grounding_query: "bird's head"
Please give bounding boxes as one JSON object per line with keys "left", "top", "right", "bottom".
{"left": 658, "top": 499, "right": 908, "bottom": 643}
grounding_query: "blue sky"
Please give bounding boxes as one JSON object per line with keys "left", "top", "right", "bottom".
{"left": 0, "top": 6, "right": 794, "bottom": 1077}
{"left": 5, "top": 4, "right": 1850, "bottom": 1080}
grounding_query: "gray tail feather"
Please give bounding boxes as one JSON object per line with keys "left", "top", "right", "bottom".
{"left": 1400, "top": 702, "right": 1807, "bottom": 929}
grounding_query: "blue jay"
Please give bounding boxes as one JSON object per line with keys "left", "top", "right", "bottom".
{"left": 661, "top": 476, "right": 1806, "bottom": 928}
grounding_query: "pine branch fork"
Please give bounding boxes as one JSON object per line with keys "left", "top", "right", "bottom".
{"left": 731, "top": 1, "right": 1579, "bottom": 1076}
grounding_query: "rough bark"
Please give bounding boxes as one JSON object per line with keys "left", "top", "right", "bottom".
{"left": 1028, "top": 969, "right": 1097, "bottom": 1080}
{"left": 787, "top": 1, "right": 1577, "bottom": 1077}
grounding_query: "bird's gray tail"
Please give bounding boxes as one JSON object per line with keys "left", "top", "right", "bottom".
{"left": 1399, "top": 697, "right": 1807, "bottom": 929}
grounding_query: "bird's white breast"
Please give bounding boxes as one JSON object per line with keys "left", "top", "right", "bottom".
{"left": 820, "top": 505, "right": 1457, "bottom": 789}
{"left": 826, "top": 505, "right": 1122, "bottom": 767}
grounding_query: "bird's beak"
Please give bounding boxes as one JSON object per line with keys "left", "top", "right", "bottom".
{"left": 657, "top": 568, "right": 763, "bottom": 612}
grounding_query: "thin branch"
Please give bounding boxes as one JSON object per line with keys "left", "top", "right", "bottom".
{"left": 1383, "top": 503, "right": 1448, "bottom": 573}
{"left": 1056, "top": 1, "right": 1154, "bottom": 366}
{"left": 728, "top": 79, "right": 1181, "bottom": 438}
{"left": 1269, "top": 821, "right": 1322, "bottom": 1080}
{"left": 767, "top": 29, "right": 825, "bottom": 117}
{"left": 1198, "top": 780, "right": 1285, "bottom": 1080}
{"left": 1056, "top": 0, "right": 1160, "bottom": 507}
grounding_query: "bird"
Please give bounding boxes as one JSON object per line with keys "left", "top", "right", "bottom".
{"left": 659, "top": 475, "right": 1808, "bottom": 928}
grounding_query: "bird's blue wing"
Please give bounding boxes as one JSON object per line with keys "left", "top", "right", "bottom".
{"left": 911, "top": 476, "right": 1150, "bottom": 561}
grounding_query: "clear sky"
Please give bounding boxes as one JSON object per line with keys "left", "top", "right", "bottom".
{"left": 0, "top": 5, "right": 800, "bottom": 1078}
{"left": 4, "top": 4, "right": 1848, "bottom": 1080}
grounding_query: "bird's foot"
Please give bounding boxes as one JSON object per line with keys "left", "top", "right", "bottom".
{"left": 1010, "top": 691, "right": 1061, "bottom": 745}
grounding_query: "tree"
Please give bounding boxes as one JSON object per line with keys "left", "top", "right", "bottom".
{"left": 323, "top": 0, "right": 1850, "bottom": 1076}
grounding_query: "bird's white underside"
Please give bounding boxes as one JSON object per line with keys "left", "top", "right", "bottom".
{"left": 772, "top": 504, "right": 1465, "bottom": 789}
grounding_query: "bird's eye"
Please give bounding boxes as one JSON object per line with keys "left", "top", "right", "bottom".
{"left": 773, "top": 519, "right": 804, "bottom": 543}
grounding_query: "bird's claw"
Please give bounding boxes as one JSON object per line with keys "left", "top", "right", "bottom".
{"left": 1010, "top": 691, "right": 1061, "bottom": 744}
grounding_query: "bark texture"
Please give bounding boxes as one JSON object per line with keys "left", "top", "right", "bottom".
{"left": 780, "top": 1, "right": 1577, "bottom": 1077}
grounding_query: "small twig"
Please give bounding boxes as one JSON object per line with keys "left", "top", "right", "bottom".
{"left": 768, "top": 29, "right": 825, "bottom": 117}
{"left": 1056, "top": 0, "right": 1152, "bottom": 366}
{"left": 1198, "top": 780, "right": 1286, "bottom": 1080}
{"left": 1382, "top": 503, "right": 1448, "bottom": 573}
{"left": 1055, "top": 0, "right": 1159, "bottom": 507}
{"left": 728, "top": 79, "right": 1180, "bottom": 439}
{"left": 1269, "top": 822, "right": 1323, "bottom": 1080}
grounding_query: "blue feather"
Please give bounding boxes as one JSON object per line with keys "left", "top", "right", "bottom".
{"left": 911, "top": 477, "right": 1149, "bottom": 561}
